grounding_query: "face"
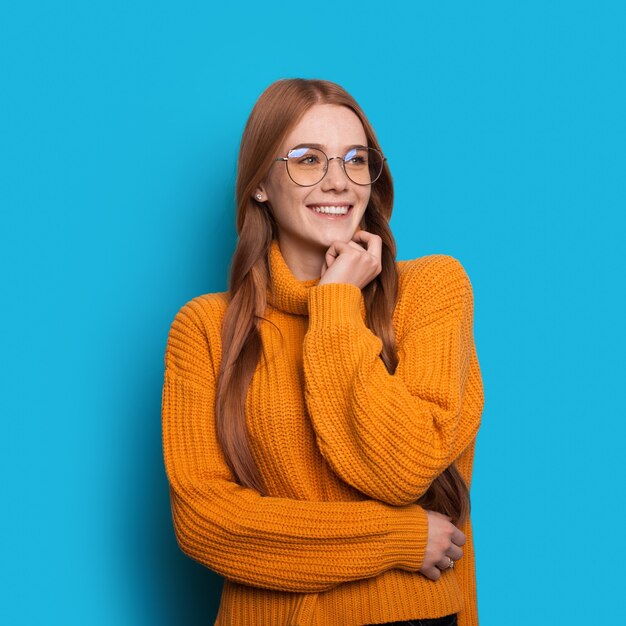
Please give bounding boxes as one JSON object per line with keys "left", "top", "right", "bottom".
{"left": 255, "top": 103, "right": 372, "bottom": 260}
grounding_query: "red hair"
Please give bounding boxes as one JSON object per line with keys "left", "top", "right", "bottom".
{"left": 215, "top": 78, "right": 470, "bottom": 526}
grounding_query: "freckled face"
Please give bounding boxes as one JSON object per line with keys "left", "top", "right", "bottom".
{"left": 255, "top": 104, "right": 371, "bottom": 255}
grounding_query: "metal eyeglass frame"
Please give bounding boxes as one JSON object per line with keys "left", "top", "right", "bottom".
{"left": 273, "top": 145, "right": 387, "bottom": 187}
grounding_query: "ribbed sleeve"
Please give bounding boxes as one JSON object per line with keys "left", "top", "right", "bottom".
{"left": 453, "top": 427, "right": 481, "bottom": 625}
{"left": 302, "top": 255, "right": 481, "bottom": 506}
{"left": 454, "top": 513, "right": 479, "bottom": 626}
{"left": 161, "top": 300, "right": 431, "bottom": 594}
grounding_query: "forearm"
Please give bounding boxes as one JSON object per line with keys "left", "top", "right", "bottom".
{"left": 164, "top": 366, "right": 431, "bottom": 593}
{"left": 303, "top": 269, "right": 481, "bottom": 506}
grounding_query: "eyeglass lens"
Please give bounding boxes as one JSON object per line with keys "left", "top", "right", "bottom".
{"left": 286, "top": 147, "right": 383, "bottom": 186}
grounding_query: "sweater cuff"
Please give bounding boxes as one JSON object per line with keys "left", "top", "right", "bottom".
{"left": 307, "top": 282, "right": 365, "bottom": 330}
{"left": 382, "top": 504, "right": 429, "bottom": 572}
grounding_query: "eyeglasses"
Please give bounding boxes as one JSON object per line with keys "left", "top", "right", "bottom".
{"left": 274, "top": 145, "right": 386, "bottom": 187}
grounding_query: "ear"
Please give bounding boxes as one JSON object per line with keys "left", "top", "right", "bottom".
{"left": 253, "top": 183, "right": 268, "bottom": 203}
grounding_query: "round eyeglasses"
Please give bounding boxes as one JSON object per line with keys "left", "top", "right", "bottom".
{"left": 274, "top": 145, "right": 386, "bottom": 187}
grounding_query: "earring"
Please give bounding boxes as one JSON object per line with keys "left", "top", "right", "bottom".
{"left": 256, "top": 193, "right": 263, "bottom": 200}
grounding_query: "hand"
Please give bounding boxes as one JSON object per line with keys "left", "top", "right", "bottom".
{"left": 419, "top": 510, "right": 466, "bottom": 581}
{"left": 317, "top": 230, "right": 382, "bottom": 289}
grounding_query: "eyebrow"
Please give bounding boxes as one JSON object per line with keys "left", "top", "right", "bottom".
{"left": 291, "top": 143, "right": 369, "bottom": 151}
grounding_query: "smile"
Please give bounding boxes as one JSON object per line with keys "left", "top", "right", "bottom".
{"left": 307, "top": 204, "right": 353, "bottom": 217}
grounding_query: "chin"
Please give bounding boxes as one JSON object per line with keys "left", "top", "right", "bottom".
{"left": 314, "top": 230, "right": 354, "bottom": 247}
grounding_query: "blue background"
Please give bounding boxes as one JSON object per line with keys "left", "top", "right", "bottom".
{"left": 1, "top": 1, "right": 624, "bottom": 624}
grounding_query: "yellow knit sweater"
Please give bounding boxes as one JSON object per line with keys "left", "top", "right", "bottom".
{"left": 161, "top": 238, "right": 484, "bottom": 626}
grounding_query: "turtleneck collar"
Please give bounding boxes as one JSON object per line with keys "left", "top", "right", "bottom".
{"left": 266, "top": 238, "right": 368, "bottom": 322}
{"left": 266, "top": 238, "right": 321, "bottom": 316}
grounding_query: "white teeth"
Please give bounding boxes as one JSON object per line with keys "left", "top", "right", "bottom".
{"left": 309, "top": 205, "right": 350, "bottom": 215}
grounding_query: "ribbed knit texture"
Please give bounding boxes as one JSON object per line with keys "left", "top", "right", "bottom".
{"left": 161, "top": 238, "right": 484, "bottom": 626}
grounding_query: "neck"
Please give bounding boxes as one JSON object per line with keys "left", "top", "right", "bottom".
{"left": 276, "top": 235, "right": 326, "bottom": 281}
{"left": 266, "top": 237, "right": 368, "bottom": 321}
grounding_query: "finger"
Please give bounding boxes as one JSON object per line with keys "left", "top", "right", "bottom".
{"left": 324, "top": 240, "right": 353, "bottom": 264}
{"left": 349, "top": 231, "right": 369, "bottom": 250}
{"left": 422, "top": 566, "right": 441, "bottom": 581}
{"left": 351, "top": 231, "right": 382, "bottom": 266}
{"left": 343, "top": 240, "right": 378, "bottom": 266}
{"left": 445, "top": 545, "right": 464, "bottom": 562}
{"left": 346, "top": 240, "right": 369, "bottom": 254}
{"left": 451, "top": 527, "right": 466, "bottom": 547}
{"left": 436, "top": 554, "right": 457, "bottom": 570}
{"left": 324, "top": 242, "right": 341, "bottom": 266}
{"left": 351, "top": 230, "right": 383, "bottom": 258}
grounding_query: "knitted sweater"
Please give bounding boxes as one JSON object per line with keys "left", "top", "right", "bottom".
{"left": 161, "top": 237, "right": 484, "bottom": 626}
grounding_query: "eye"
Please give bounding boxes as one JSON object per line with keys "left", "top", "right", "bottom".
{"left": 294, "top": 153, "right": 322, "bottom": 166}
{"left": 344, "top": 148, "right": 367, "bottom": 165}
{"left": 301, "top": 156, "right": 319, "bottom": 164}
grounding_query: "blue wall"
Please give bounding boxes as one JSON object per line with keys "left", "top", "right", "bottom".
{"left": 1, "top": 2, "right": 624, "bottom": 624}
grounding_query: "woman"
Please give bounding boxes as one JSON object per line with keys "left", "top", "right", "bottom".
{"left": 161, "top": 78, "right": 484, "bottom": 626}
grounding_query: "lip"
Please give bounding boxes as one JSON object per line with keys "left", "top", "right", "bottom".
{"left": 306, "top": 204, "right": 354, "bottom": 220}
{"left": 306, "top": 203, "right": 353, "bottom": 208}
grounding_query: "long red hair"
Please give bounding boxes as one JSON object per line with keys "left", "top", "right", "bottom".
{"left": 215, "top": 78, "right": 470, "bottom": 526}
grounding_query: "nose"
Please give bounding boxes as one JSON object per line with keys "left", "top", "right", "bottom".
{"left": 320, "top": 156, "right": 349, "bottom": 191}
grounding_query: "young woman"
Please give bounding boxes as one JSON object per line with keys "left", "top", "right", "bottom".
{"left": 161, "top": 78, "right": 484, "bottom": 626}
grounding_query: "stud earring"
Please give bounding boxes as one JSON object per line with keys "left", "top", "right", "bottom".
{"left": 256, "top": 193, "right": 263, "bottom": 200}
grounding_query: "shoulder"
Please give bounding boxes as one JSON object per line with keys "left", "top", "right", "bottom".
{"left": 397, "top": 253, "right": 473, "bottom": 296}
{"left": 164, "top": 290, "right": 229, "bottom": 375}
{"left": 169, "top": 290, "right": 229, "bottom": 336}
{"left": 395, "top": 254, "right": 474, "bottom": 336}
